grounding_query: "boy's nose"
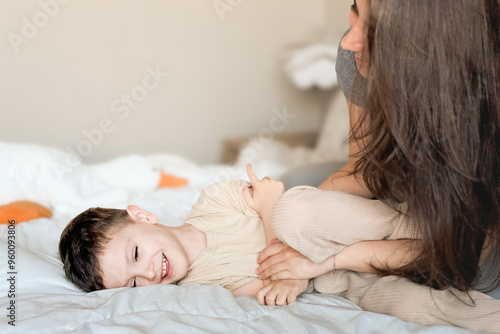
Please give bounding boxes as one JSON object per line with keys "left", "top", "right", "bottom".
{"left": 138, "top": 261, "right": 156, "bottom": 283}
{"left": 144, "top": 261, "right": 156, "bottom": 281}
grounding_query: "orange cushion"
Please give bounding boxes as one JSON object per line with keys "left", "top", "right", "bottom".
{"left": 158, "top": 171, "right": 189, "bottom": 188}
{"left": 0, "top": 201, "right": 52, "bottom": 224}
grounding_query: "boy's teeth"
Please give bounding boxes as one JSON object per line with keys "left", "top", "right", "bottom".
{"left": 162, "top": 254, "right": 167, "bottom": 278}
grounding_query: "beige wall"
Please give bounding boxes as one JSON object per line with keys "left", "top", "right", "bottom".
{"left": 0, "top": 0, "right": 352, "bottom": 164}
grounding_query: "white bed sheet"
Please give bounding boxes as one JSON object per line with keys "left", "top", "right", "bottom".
{"left": 0, "top": 143, "right": 474, "bottom": 333}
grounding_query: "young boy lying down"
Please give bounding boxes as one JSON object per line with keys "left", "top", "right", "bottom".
{"left": 59, "top": 165, "right": 312, "bottom": 304}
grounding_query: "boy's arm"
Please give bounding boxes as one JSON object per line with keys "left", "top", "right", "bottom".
{"left": 242, "top": 185, "right": 276, "bottom": 244}
{"left": 232, "top": 278, "right": 266, "bottom": 296}
{"left": 242, "top": 164, "right": 284, "bottom": 245}
{"left": 239, "top": 164, "right": 311, "bottom": 305}
{"left": 260, "top": 213, "right": 276, "bottom": 246}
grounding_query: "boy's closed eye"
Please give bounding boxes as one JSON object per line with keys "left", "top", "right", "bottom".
{"left": 132, "top": 246, "right": 138, "bottom": 287}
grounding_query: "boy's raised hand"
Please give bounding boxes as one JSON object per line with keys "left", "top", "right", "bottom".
{"left": 242, "top": 163, "right": 285, "bottom": 218}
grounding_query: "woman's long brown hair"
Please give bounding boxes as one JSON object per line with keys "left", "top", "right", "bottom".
{"left": 352, "top": 0, "right": 500, "bottom": 291}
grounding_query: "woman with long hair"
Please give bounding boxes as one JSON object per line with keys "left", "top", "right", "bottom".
{"left": 255, "top": 0, "right": 500, "bottom": 331}
{"left": 342, "top": 0, "right": 500, "bottom": 295}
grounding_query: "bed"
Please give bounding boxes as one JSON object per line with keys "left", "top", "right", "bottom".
{"left": 0, "top": 142, "right": 473, "bottom": 333}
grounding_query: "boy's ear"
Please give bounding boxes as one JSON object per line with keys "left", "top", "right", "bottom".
{"left": 126, "top": 205, "right": 158, "bottom": 225}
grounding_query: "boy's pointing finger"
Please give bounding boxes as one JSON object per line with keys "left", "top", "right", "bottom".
{"left": 246, "top": 163, "right": 259, "bottom": 184}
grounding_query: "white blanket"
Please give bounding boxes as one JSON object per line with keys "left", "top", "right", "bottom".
{"left": 0, "top": 143, "right": 472, "bottom": 333}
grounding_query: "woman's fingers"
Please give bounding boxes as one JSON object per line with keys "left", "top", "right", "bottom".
{"left": 258, "top": 262, "right": 290, "bottom": 280}
{"left": 258, "top": 244, "right": 321, "bottom": 280}
{"left": 257, "top": 242, "right": 286, "bottom": 264}
{"left": 257, "top": 249, "right": 285, "bottom": 273}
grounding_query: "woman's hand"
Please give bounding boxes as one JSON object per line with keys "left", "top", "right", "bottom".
{"left": 256, "top": 279, "right": 309, "bottom": 306}
{"left": 242, "top": 163, "right": 285, "bottom": 218}
{"left": 256, "top": 239, "right": 331, "bottom": 281}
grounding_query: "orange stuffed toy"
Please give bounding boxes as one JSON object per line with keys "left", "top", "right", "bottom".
{"left": 158, "top": 171, "right": 189, "bottom": 188}
{"left": 0, "top": 201, "right": 52, "bottom": 225}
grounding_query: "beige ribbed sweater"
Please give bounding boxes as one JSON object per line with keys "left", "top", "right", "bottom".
{"left": 273, "top": 185, "right": 500, "bottom": 333}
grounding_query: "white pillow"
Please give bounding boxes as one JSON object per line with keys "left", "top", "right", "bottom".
{"left": 0, "top": 216, "right": 83, "bottom": 295}
{"left": 0, "top": 142, "right": 75, "bottom": 207}
{"left": 314, "top": 87, "right": 349, "bottom": 162}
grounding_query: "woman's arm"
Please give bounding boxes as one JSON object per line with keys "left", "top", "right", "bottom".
{"left": 318, "top": 160, "right": 371, "bottom": 197}
{"left": 257, "top": 239, "right": 422, "bottom": 280}
{"left": 335, "top": 239, "right": 422, "bottom": 273}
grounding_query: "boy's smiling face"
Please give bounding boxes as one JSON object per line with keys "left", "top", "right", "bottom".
{"left": 98, "top": 206, "right": 190, "bottom": 289}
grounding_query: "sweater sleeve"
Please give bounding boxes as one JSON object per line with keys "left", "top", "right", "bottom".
{"left": 272, "top": 186, "right": 415, "bottom": 263}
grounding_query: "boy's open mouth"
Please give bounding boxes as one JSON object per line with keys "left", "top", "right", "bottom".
{"left": 161, "top": 253, "right": 171, "bottom": 279}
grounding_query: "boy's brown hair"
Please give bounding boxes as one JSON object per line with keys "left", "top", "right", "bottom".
{"left": 59, "top": 207, "right": 133, "bottom": 292}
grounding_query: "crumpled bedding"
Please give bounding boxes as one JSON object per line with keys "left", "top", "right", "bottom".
{"left": 0, "top": 142, "right": 471, "bottom": 333}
